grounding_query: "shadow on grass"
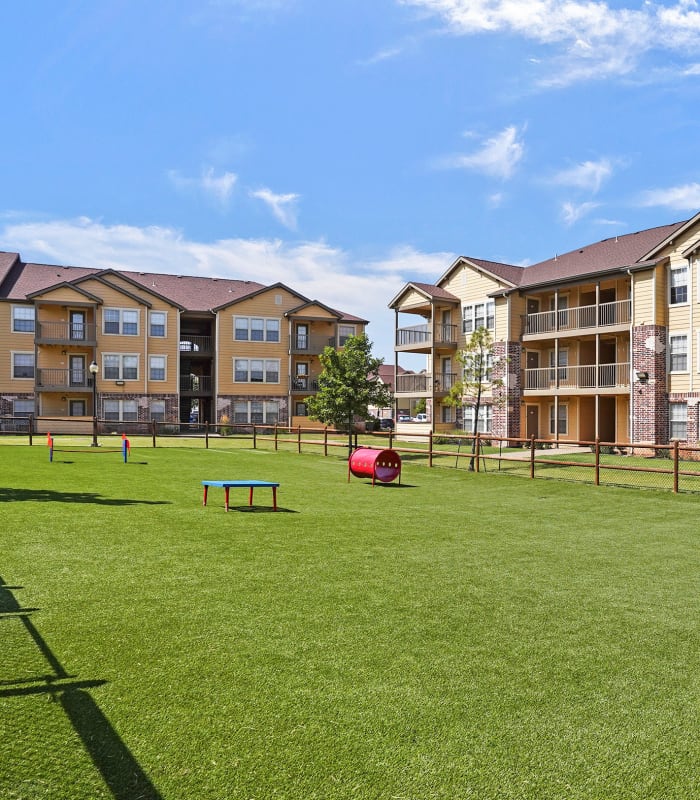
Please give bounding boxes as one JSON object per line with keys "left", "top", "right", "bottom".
{"left": 0, "top": 577, "right": 163, "bottom": 800}
{"left": 0, "top": 488, "right": 169, "bottom": 506}
{"left": 228, "top": 505, "right": 298, "bottom": 513}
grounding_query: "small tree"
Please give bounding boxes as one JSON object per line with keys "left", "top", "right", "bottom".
{"left": 306, "top": 334, "right": 393, "bottom": 457}
{"left": 444, "top": 327, "right": 506, "bottom": 470}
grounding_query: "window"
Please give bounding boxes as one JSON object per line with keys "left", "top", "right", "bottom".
{"left": 12, "top": 353, "right": 34, "bottom": 379}
{"left": 462, "top": 301, "right": 495, "bottom": 333}
{"left": 149, "top": 356, "right": 166, "bottom": 381}
{"left": 13, "top": 399, "right": 33, "bottom": 417}
{"left": 234, "top": 317, "right": 280, "bottom": 342}
{"left": 669, "top": 335, "right": 688, "bottom": 372}
{"left": 149, "top": 312, "right": 166, "bottom": 337}
{"left": 295, "top": 401, "right": 308, "bottom": 416}
{"left": 463, "top": 405, "right": 492, "bottom": 433}
{"left": 12, "top": 306, "right": 35, "bottom": 333}
{"left": 103, "top": 354, "right": 138, "bottom": 380}
{"left": 150, "top": 400, "right": 165, "bottom": 421}
{"left": 339, "top": 325, "right": 356, "bottom": 346}
{"left": 233, "top": 400, "right": 279, "bottom": 423}
{"left": 463, "top": 351, "right": 493, "bottom": 383}
{"left": 549, "top": 348, "right": 568, "bottom": 381}
{"left": 549, "top": 404, "right": 568, "bottom": 435}
{"left": 441, "top": 404, "right": 453, "bottom": 423}
{"left": 103, "top": 399, "right": 138, "bottom": 422}
{"left": 670, "top": 264, "right": 688, "bottom": 305}
{"left": 234, "top": 359, "right": 280, "bottom": 383}
{"left": 104, "top": 308, "right": 139, "bottom": 335}
{"left": 670, "top": 402, "right": 688, "bottom": 440}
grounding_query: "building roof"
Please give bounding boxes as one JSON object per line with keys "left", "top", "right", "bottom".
{"left": 376, "top": 364, "right": 409, "bottom": 387}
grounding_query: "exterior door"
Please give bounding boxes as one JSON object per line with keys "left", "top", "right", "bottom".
{"left": 296, "top": 324, "right": 308, "bottom": 350}
{"left": 69, "top": 355, "right": 85, "bottom": 387}
{"left": 70, "top": 310, "right": 86, "bottom": 340}
{"left": 69, "top": 399, "right": 86, "bottom": 416}
{"left": 295, "top": 362, "right": 309, "bottom": 390}
{"left": 525, "top": 350, "right": 539, "bottom": 389}
{"left": 526, "top": 405, "right": 539, "bottom": 439}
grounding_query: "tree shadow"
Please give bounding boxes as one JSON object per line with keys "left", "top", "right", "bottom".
{"left": 0, "top": 576, "right": 163, "bottom": 799}
{"left": 0, "top": 488, "right": 169, "bottom": 506}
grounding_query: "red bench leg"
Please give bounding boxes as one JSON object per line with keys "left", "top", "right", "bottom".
{"left": 224, "top": 486, "right": 230, "bottom": 512}
{"left": 272, "top": 486, "right": 277, "bottom": 511}
{"left": 203, "top": 485, "right": 208, "bottom": 506}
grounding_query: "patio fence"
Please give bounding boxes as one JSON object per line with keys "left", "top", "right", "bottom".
{"left": 3, "top": 415, "right": 700, "bottom": 493}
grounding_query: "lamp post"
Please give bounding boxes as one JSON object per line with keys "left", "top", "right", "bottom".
{"left": 89, "top": 360, "right": 99, "bottom": 446}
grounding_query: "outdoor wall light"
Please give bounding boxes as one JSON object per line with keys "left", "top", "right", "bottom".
{"left": 635, "top": 370, "right": 649, "bottom": 383}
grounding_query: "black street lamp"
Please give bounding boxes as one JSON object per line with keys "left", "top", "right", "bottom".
{"left": 89, "top": 360, "right": 99, "bottom": 446}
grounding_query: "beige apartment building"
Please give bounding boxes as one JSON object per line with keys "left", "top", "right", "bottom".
{"left": 0, "top": 252, "right": 366, "bottom": 430}
{"left": 390, "top": 213, "right": 700, "bottom": 445}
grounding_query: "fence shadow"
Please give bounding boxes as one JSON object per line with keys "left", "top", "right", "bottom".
{"left": 0, "top": 488, "right": 169, "bottom": 506}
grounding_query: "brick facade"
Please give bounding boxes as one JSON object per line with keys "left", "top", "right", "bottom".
{"left": 492, "top": 340, "right": 522, "bottom": 440}
{"left": 631, "top": 325, "right": 668, "bottom": 443}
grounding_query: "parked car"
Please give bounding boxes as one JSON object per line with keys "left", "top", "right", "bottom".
{"left": 398, "top": 415, "right": 412, "bottom": 423}
{"left": 379, "top": 418, "right": 394, "bottom": 430}
{"left": 414, "top": 413, "right": 428, "bottom": 423}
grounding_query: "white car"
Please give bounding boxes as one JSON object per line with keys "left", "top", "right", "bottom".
{"left": 397, "top": 415, "right": 413, "bottom": 423}
{"left": 414, "top": 413, "right": 428, "bottom": 423}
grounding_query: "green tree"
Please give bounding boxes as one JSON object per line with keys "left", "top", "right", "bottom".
{"left": 444, "top": 327, "right": 506, "bottom": 470}
{"left": 306, "top": 334, "right": 393, "bottom": 457}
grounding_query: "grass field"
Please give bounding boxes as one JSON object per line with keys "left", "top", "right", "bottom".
{"left": 2, "top": 441, "right": 700, "bottom": 799}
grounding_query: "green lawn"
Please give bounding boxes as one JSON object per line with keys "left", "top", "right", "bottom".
{"left": 2, "top": 442, "right": 700, "bottom": 799}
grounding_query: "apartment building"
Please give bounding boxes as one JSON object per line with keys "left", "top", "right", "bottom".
{"left": 0, "top": 252, "right": 366, "bottom": 429}
{"left": 390, "top": 212, "right": 700, "bottom": 445}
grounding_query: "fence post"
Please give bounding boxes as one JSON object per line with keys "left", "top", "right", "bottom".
{"left": 298, "top": 425, "right": 302, "bottom": 454}
{"left": 428, "top": 430, "right": 433, "bottom": 468}
{"left": 28, "top": 414, "right": 34, "bottom": 446}
{"left": 324, "top": 427, "right": 328, "bottom": 457}
{"left": 475, "top": 432, "right": 481, "bottom": 473}
{"left": 595, "top": 437, "right": 600, "bottom": 486}
{"left": 205, "top": 420, "right": 209, "bottom": 449}
{"left": 530, "top": 435, "right": 536, "bottom": 480}
{"left": 673, "top": 440, "right": 679, "bottom": 494}
{"left": 152, "top": 419, "right": 157, "bottom": 448}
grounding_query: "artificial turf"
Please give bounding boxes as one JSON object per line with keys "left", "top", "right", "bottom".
{"left": 1, "top": 441, "right": 699, "bottom": 799}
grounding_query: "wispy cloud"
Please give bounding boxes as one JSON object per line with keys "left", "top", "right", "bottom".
{"left": 250, "top": 187, "right": 301, "bottom": 229}
{"left": 436, "top": 125, "right": 525, "bottom": 180}
{"left": 399, "top": 0, "right": 700, "bottom": 85}
{"left": 638, "top": 183, "right": 700, "bottom": 210}
{"left": 167, "top": 166, "right": 238, "bottom": 206}
{"left": 551, "top": 159, "right": 613, "bottom": 194}
{"left": 561, "top": 200, "right": 599, "bottom": 226}
{"left": 0, "top": 215, "right": 454, "bottom": 361}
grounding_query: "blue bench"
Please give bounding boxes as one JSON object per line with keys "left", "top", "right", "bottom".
{"left": 202, "top": 480, "right": 280, "bottom": 512}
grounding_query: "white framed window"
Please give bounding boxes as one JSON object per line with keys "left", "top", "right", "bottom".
{"left": 12, "top": 352, "right": 34, "bottom": 379}
{"left": 669, "top": 334, "right": 688, "bottom": 372}
{"left": 233, "top": 400, "right": 279, "bottom": 423}
{"left": 463, "top": 404, "right": 492, "bottom": 433}
{"left": 338, "top": 325, "right": 356, "bottom": 345}
{"left": 104, "top": 308, "right": 139, "bottom": 335}
{"left": 549, "top": 403, "right": 568, "bottom": 435}
{"left": 150, "top": 400, "right": 165, "bottom": 421}
{"left": 13, "top": 399, "right": 34, "bottom": 417}
{"left": 670, "top": 263, "right": 688, "bottom": 305}
{"left": 669, "top": 402, "right": 688, "bottom": 440}
{"left": 234, "top": 317, "right": 280, "bottom": 342}
{"left": 149, "top": 311, "right": 167, "bottom": 337}
{"left": 103, "top": 354, "right": 139, "bottom": 380}
{"left": 234, "top": 358, "right": 280, "bottom": 383}
{"left": 462, "top": 301, "right": 495, "bottom": 333}
{"left": 12, "top": 305, "right": 35, "bottom": 333}
{"left": 149, "top": 356, "right": 166, "bottom": 381}
{"left": 548, "top": 348, "right": 568, "bottom": 381}
{"left": 441, "top": 404, "right": 453, "bottom": 423}
{"left": 103, "top": 399, "right": 138, "bottom": 422}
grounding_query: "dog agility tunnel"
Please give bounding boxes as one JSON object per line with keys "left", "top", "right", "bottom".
{"left": 348, "top": 447, "right": 402, "bottom": 485}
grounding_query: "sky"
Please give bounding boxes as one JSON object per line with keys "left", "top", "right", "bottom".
{"left": 2, "top": 0, "right": 700, "bottom": 364}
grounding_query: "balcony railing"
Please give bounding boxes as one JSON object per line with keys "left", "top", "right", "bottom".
{"left": 179, "top": 336, "right": 213, "bottom": 354}
{"left": 524, "top": 362, "right": 630, "bottom": 391}
{"left": 36, "top": 369, "right": 93, "bottom": 390}
{"left": 291, "top": 334, "right": 337, "bottom": 354}
{"left": 522, "top": 299, "right": 631, "bottom": 336}
{"left": 395, "top": 324, "right": 459, "bottom": 349}
{"left": 36, "top": 321, "right": 97, "bottom": 344}
{"left": 180, "top": 375, "right": 212, "bottom": 393}
{"left": 290, "top": 376, "right": 320, "bottom": 393}
{"left": 396, "top": 373, "right": 432, "bottom": 393}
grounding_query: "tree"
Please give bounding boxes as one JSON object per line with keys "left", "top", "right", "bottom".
{"left": 306, "top": 334, "right": 393, "bottom": 457}
{"left": 444, "top": 327, "right": 507, "bottom": 470}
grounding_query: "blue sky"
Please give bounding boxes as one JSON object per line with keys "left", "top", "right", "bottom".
{"left": 3, "top": 0, "right": 700, "bottom": 362}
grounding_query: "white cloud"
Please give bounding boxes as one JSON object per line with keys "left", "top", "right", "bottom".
{"left": 638, "top": 182, "right": 700, "bottom": 210}
{"left": 250, "top": 187, "right": 301, "bottom": 229}
{"left": 399, "top": 0, "right": 700, "bottom": 85}
{"left": 561, "top": 200, "right": 599, "bottom": 226}
{"left": 437, "top": 125, "right": 525, "bottom": 180}
{"left": 168, "top": 167, "right": 238, "bottom": 206}
{"left": 1, "top": 215, "right": 454, "bottom": 363}
{"left": 551, "top": 158, "right": 613, "bottom": 194}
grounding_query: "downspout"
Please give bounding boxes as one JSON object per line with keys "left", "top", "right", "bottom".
{"left": 394, "top": 308, "right": 398, "bottom": 422}
{"left": 143, "top": 305, "right": 148, "bottom": 397}
{"left": 627, "top": 269, "right": 634, "bottom": 444}
{"left": 177, "top": 310, "right": 182, "bottom": 423}
{"left": 688, "top": 256, "right": 693, "bottom": 395}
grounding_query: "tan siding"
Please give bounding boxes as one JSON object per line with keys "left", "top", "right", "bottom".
{"left": 633, "top": 270, "right": 655, "bottom": 325}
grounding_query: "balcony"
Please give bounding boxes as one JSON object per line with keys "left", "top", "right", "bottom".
{"left": 395, "top": 323, "right": 459, "bottom": 352}
{"left": 523, "top": 362, "right": 630, "bottom": 393}
{"left": 36, "top": 321, "right": 97, "bottom": 345}
{"left": 522, "top": 299, "right": 631, "bottom": 339}
{"left": 36, "top": 369, "right": 93, "bottom": 391}
{"left": 180, "top": 375, "right": 212, "bottom": 394}
{"left": 290, "top": 376, "right": 320, "bottom": 394}
{"left": 291, "top": 334, "right": 336, "bottom": 355}
{"left": 395, "top": 373, "right": 432, "bottom": 394}
{"left": 179, "top": 336, "right": 213, "bottom": 354}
